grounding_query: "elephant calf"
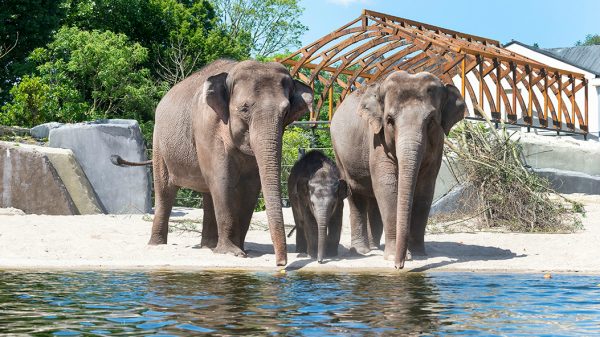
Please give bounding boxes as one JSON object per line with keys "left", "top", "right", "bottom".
{"left": 288, "top": 150, "right": 348, "bottom": 263}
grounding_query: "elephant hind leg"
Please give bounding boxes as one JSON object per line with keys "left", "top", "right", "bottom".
{"left": 149, "top": 156, "right": 178, "bottom": 245}
{"left": 201, "top": 193, "right": 218, "bottom": 249}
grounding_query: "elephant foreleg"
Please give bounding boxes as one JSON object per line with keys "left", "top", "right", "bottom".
{"left": 367, "top": 199, "right": 383, "bottom": 250}
{"left": 201, "top": 193, "right": 218, "bottom": 248}
{"left": 348, "top": 193, "right": 371, "bottom": 255}
{"left": 326, "top": 203, "right": 343, "bottom": 257}
{"left": 236, "top": 176, "right": 261, "bottom": 251}
{"left": 371, "top": 158, "right": 398, "bottom": 261}
{"left": 409, "top": 162, "right": 441, "bottom": 256}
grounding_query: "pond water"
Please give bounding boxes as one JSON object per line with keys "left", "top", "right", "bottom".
{"left": 0, "top": 271, "right": 599, "bottom": 336}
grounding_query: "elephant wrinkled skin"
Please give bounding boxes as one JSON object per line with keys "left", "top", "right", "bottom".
{"left": 331, "top": 71, "right": 465, "bottom": 269}
{"left": 150, "top": 59, "right": 313, "bottom": 266}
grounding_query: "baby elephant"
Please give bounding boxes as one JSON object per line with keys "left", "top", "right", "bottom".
{"left": 288, "top": 150, "right": 348, "bottom": 263}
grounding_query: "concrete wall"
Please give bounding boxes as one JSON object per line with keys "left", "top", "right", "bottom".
{"left": 0, "top": 141, "right": 103, "bottom": 215}
{"left": 48, "top": 119, "right": 151, "bottom": 214}
{"left": 433, "top": 131, "right": 600, "bottom": 201}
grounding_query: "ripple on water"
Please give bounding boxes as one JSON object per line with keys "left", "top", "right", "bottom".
{"left": 0, "top": 271, "right": 599, "bottom": 336}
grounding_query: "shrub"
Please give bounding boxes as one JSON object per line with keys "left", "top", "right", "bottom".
{"left": 442, "top": 118, "right": 584, "bottom": 233}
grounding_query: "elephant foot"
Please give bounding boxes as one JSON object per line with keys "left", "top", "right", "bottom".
{"left": 349, "top": 243, "right": 371, "bottom": 255}
{"left": 200, "top": 237, "right": 218, "bottom": 249}
{"left": 297, "top": 253, "right": 308, "bottom": 258}
{"left": 369, "top": 243, "right": 381, "bottom": 250}
{"left": 384, "top": 247, "right": 412, "bottom": 261}
{"left": 148, "top": 235, "right": 167, "bottom": 245}
{"left": 212, "top": 241, "right": 247, "bottom": 257}
{"left": 383, "top": 249, "right": 394, "bottom": 261}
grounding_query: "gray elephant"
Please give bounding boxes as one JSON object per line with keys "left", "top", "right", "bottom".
{"left": 116, "top": 59, "right": 313, "bottom": 266}
{"left": 288, "top": 150, "right": 348, "bottom": 263}
{"left": 331, "top": 71, "right": 465, "bottom": 269}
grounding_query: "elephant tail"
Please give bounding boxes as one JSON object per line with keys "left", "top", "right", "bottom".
{"left": 110, "top": 155, "right": 152, "bottom": 167}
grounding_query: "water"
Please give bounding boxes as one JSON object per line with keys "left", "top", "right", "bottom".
{"left": 0, "top": 271, "right": 599, "bottom": 336}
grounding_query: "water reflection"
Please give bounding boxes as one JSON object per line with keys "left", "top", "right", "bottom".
{"left": 0, "top": 271, "right": 599, "bottom": 335}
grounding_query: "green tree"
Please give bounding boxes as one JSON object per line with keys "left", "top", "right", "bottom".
{"left": 1, "top": 27, "right": 164, "bottom": 127}
{"left": 576, "top": 34, "right": 600, "bottom": 46}
{"left": 212, "top": 0, "right": 307, "bottom": 58}
{"left": 0, "top": 0, "right": 66, "bottom": 101}
{"left": 63, "top": 0, "right": 249, "bottom": 84}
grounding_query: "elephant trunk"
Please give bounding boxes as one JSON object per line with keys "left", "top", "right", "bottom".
{"left": 315, "top": 210, "right": 329, "bottom": 263}
{"left": 253, "top": 122, "right": 288, "bottom": 266}
{"left": 394, "top": 138, "right": 424, "bottom": 269}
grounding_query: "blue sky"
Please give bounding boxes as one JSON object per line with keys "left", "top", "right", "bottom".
{"left": 298, "top": 0, "right": 600, "bottom": 48}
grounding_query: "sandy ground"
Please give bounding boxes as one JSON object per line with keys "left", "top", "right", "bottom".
{"left": 1, "top": 194, "right": 599, "bottom": 273}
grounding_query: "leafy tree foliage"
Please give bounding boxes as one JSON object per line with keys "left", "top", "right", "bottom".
{"left": 576, "top": 34, "right": 600, "bottom": 46}
{"left": 1, "top": 27, "right": 164, "bottom": 127}
{"left": 63, "top": 0, "right": 249, "bottom": 83}
{"left": 212, "top": 0, "right": 307, "bottom": 58}
{"left": 0, "top": 0, "right": 66, "bottom": 100}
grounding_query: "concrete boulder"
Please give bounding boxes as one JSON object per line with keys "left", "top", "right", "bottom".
{"left": 0, "top": 141, "right": 103, "bottom": 215}
{"left": 533, "top": 168, "right": 600, "bottom": 195}
{"left": 30, "top": 122, "right": 64, "bottom": 139}
{"left": 48, "top": 119, "right": 151, "bottom": 214}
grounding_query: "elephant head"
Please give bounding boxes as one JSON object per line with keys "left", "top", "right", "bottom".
{"left": 203, "top": 60, "right": 313, "bottom": 266}
{"left": 358, "top": 71, "right": 465, "bottom": 269}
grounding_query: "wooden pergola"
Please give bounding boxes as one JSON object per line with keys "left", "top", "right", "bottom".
{"left": 280, "top": 10, "right": 589, "bottom": 135}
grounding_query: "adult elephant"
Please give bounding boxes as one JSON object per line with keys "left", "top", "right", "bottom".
{"left": 331, "top": 71, "right": 465, "bottom": 269}
{"left": 148, "top": 59, "right": 312, "bottom": 266}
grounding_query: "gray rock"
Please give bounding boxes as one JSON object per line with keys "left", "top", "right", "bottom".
{"left": 49, "top": 119, "right": 151, "bottom": 214}
{"left": 533, "top": 168, "right": 600, "bottom": 195}
{"left": 30, "top": 122, "right": 64, "bottom": 139}
{"left": 430, "top": 183, "right": 478, "bottom": 217}
{"left": 0, "top": 141, "right": 77, "bottom": 215}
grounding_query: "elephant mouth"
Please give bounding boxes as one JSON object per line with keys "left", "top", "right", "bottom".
{"left": 238, "top": 143, "right": 255, "bottom": 156}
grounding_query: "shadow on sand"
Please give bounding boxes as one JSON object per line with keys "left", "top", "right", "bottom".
{"left": 407, "top": 241, "right": 524, "bottom": 272}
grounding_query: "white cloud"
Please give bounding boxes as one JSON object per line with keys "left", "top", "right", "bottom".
{"left": 326, "top": 0, "right": 370, "bottom": 6}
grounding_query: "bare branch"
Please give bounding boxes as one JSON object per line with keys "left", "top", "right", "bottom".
{"left": 0, "top": 32, "right": 19, "bottom": 60}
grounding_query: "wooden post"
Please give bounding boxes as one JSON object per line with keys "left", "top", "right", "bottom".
{"left": 528, "top": 70, "right": 533, "bottom": 124}
{"left": 461, "top": 57, "right": 466, "bottom": 97}
{"left": 543, "top": 73, "right": 548, "bottom": 124}
{"left": 496, "top": 60, "right": 501, "bottom": 115}
{"left": 328, "top": 86, "right": 333, "bottom": 120}
{"left": 570, "top": 76, "right": 575, "bottom": 129}
{"left": 557, "top": 73, "right": 562, "bottom": 128}
{"left": 478, "top": 57, "right": 484, "bottom": 109}
{"left": 585, "top": 79, "right": 589, "bottom": 133}
{"left": 511, "top": 63, "right": 517, "bottom": 117}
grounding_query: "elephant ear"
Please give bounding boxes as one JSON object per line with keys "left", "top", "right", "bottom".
{"left": 357, "top": 83, "right": 384, "bottom": 134}
{"left": 203, "top": 72, "right": 229, "bottom": 124}
{"left": 285, "top": 79, "right": 314, "bottom": 126}
{"left": 441, "top": 84, "right": 466, "bottom": 136}
{"left": 337, "top": 179, "right": 350, "bottom": 200}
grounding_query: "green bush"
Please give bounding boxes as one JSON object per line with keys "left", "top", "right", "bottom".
{"left": 1, "top": 27, "right": 165, "bottom": 127}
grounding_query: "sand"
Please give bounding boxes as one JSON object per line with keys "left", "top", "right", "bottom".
{"left": 1, "top": 194, "right": 599, "bottom": 273}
